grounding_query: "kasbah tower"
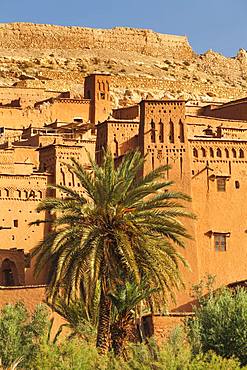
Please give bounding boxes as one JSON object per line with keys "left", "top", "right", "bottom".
{"left": 0, "top": 26, "right": 247, "bottom": 315}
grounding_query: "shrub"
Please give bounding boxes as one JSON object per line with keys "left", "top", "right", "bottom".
{"left": 187, "top": 287, "right": 247, "bottom": 365}
{"left": 0, "top": 302, "right": 50, "bottom": 369}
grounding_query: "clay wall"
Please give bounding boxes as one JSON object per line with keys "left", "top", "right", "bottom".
{"left": 0, "top": 87, "right": 61, "bottom": 106}
{"left": 112, "top": 105, "right": 140, "bottom": 120}
{"left": 0, "top": 98, "right": 91, "bottom": 129}
{"left": 96, "top": 120, "right": 139, "bottom": 163}
{"left": 190, "top": 138, "right": 247, "bottom": 288}
{"left": 205, "top": 100, "right": 247, "bottom": 121}
{"left": 0, "top": 23, "right": 193, "bottom": 60}
{"left": 143, "top": 314, "right": 192, "bottom": 343}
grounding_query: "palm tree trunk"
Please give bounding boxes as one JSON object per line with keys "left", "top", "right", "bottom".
{"left": 96, "top": 282, "right": 112, "bottom": 354}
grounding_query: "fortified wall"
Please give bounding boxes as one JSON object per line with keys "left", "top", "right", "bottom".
{"left": 0, "top": 23, "right": 193, "bottom": 60}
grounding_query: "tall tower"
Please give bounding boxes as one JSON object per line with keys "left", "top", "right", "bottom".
{"left": 84, "top": 74, "right": 112, "bottom": 125}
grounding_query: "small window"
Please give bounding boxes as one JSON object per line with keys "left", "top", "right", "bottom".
{"left": 100, "top": 92, "right": 105, "bottom": 100}
{"left": 232, "top": 148, "right": 237, "bottom": 158}
{"left": 13, "top": 220, "right": 18, "bottom": 228}
{"left": 239, "top": 149, "right": 244, "bottom": 158}
{"left": 214, "top": 234, "right": 227, "bottom": 251}
{"left": 193, "top": 148, "right": 198, "bottom": 158}
{"left": 235, "top": 181, "right": 240, "bottom": 189}
{"left": 209, "top": 148, "right": 214, "bottom": 158}
{"left": 217, "top": 178, "right": 226, "bottom": 192}
{"left": 216, "top": 148, "right": 222, "bottom": 158}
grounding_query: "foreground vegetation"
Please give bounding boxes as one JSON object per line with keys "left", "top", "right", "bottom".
{"left": 1, "top": 285, "right": 247, "bottom": 369}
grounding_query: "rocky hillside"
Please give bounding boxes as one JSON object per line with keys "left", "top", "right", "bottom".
{"left": 0, "top": 23, "right": 247, "bottom": 106}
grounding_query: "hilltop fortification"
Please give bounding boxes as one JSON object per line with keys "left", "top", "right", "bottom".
{"left": 0, "top": 23, "right": 193, "bottom": 59}
{"left": 0, "top": 23, "right": 247, "bottom": 104}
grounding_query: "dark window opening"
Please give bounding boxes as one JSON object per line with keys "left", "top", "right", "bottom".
{"left": 214, "top": 234, "right": 227, "bottom": 252}
{"left": 179, "top": 120, "right": 185, "bottom": 143}
{"left": 193, "top": 148, "right": 198, "bottom": 158}
{"left": 100, "top": 92, "right": 105, "bottom": 100}
{"left": 169, "top": 120, "right": 174, "bottom": 143}
{"left": 235, "top": 180, "right": 240, "bottom": 189}
{"left": 159, "top": 121, "right": 164, "bottom": 143}
{"left": 150, "top": 120, "right": 156, "bottom": 143}
{"left": 217, "top": 178, "right": 226, "bottom": 192}
{"left": 216, "top": 148, "right": 222, "bottom": 158}
{"left": 13, "top": 220, "right": 18, "bottom": 228}
{"left": 3, "top": 269, "right": 15, "bottom": 286}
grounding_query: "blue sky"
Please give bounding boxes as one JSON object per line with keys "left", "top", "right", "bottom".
{"left": 1, "top": 0, "right": 247, "bottom": 56}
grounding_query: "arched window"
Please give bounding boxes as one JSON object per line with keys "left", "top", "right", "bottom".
{"left": 239, "top": 149, "right": 244, "bottom": 158}
{"left": 37, "top": 191, "right": 42, "bottom": 199}
{"left": 193, "top": 148, "right": 198, "bottom": 157}
{"left": 201, "top": 147, "right": 206, "bottom": 157}
{"left": 216, "top": 148, "right": 222, "bottom": 158}
{"left": 17, "top": 190, "right": 21, "bottom": 198}
{"left": 169, "top": 120, "right": 174, "bottom": 143}
{"left": 150, "top": 120, "right": 156, "bottom": 143}
{"left": 209, "top": 148, "right": 214, "bottom": 158}
{"left": 102, "top": 81, "right": 105, "bottom": 91}
{"left": 97, "top": 81, "right": 101, "bottom": 90}
{"left": 24, "top": 190, "right": 28, "bottom": 199}
{"left": 159, "top": 120, "right": 164, "bottom": 143}
{"left": 225, "top": 148, "right": 229, "bottom": 158}
{"left": 232, "top": 148, "right": 237, "bottom": 158}
{"left": 179, "top": 120, "right": 184, "bottom": 143}
{"left": 4, "top": 188, "right": 9, "bottom": 197}
{"left": 61, "top": 169, "right": 66, "bottom": 186}
{"left": 1, "top": 259, "right": 19, "bottom": 286}
{"left": 106, "top": 81, "right": 109, "bottom": 92}
{"left": 114, "top": 136, "right": 119, "bottom": 157}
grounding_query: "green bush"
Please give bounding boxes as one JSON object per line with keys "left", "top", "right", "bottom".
{"left": 187, "top": 287, "right": 247, "bottom": 366}
{"left": 0, "top": 302, "right": 50, "bottom": 369}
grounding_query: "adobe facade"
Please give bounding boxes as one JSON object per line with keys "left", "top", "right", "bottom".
{"left": 0, "top": 73, "right": 247, "bottom": 312}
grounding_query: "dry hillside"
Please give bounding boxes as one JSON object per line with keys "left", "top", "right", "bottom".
{"left": 0, "top": 23, "right": 247, "bottom": 106}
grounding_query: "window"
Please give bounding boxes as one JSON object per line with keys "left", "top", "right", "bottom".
{"left": 214, "top": 234, "right": 227, "bottom": 251}
{"left": 179, "top": 120, "right": 184, "bottom": 143}
{"left": 225, "top": 148, "right": 229, "bottom": 158}
{"left": 159, "top": 121, "right": 164, "bottom": 143}
{"left": 150, "top": 120, "right": 156, "bottom": 143}
{"left": 169, "top": 120, "right": 174, "bottom": 143}
{"left": 239, "top": 149, "right": 244, "bottom": 158}
{"left": 235, "top": 180, "right": 240, "bottom": 189}
{"left": 13, "top": 220, "right": 18, "bottom": 228}
{"left": 217, "top": 178, "right": 226, "bottom": 192}
{"left": 209, "top": 148, "right": 214, "bottom": 158}
{"left": 193, "top": 148, "right": 198, "bottom": 157}
{"left": 201, "top": 147, "right": 206, "bottom": 157}
{"left": 232, "top": 148, "right": 237, "bottom": 158}
{"left": 216, "top": 148, "right": 222, "bottom": 158}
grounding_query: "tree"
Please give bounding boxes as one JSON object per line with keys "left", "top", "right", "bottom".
{"left": 187, "top": 287, "right": 247, "bottom": 365}
{"left": 109, "top": 278, "right": 158, "bottom": 356}
{"left": 32, "top": 150, "right": 193, "bottom": 354}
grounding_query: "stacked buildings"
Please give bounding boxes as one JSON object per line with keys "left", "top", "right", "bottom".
{"left": 0, "top": 73, "right": 247, "bottom": 310}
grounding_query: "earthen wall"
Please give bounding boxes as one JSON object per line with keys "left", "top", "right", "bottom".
{"left": 0, "top": 23, "right": 193, "bottom": 59}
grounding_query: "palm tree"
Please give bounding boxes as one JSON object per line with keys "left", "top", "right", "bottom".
{"left": 32, "top": 150, "right": 194, "bottom": 354}
{"left": 109, "top": 278, "right": 159, "bottom": 356}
